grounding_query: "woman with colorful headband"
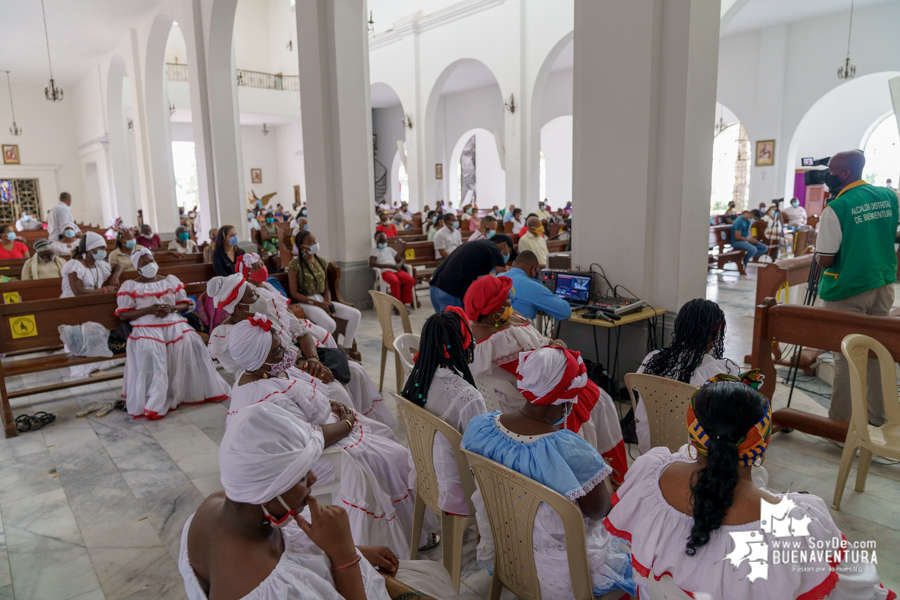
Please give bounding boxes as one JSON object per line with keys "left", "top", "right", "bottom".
{"left": 462, "top": 346, "right": 636, "bottom": 600}
{"left": 604, "top": 375, "right": 893, "bottom": 599}
{"left": 464, "top": 275, "right": 629, "bottom": 484}
{"left": 399, "top": 308, "right": 488, "bottom": 517}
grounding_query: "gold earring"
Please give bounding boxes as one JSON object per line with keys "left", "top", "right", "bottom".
{"left": 753, "top": 455, "right": 764, "bottom": 468}
{"left": 688, "top": 445, "right": 698, "bottom": 461}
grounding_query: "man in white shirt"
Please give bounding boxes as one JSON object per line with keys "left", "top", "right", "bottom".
{"left": 468, "top": 215, "right": 497, "bottom": 242}
{"left": 534, "top": 200, "right": 552, "bottom": 223}
{"left": 517, "top": 216, "right": 549, "bottom": 268}
{"left": 432, "top": 213, "right": 462, "bottom": 259}
{"left": 782, "top": 197, "right": 808, "bottom": 227}
{"left": 15, "top": 211, "right": 41, "bottom": 231}
{"left": 47, "top": 192, "right": 80, "bottom": 240}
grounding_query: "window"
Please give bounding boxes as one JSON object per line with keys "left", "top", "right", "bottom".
{"left": 710, "top": 123, "right": 750, "bottom": 212}
{"left": 397, "top": 161, "right": 409, "bottom": 205}
{"left": 539, "top": 151, "right": 546, "bottom": 201}
{"left": 863, "top": 114, "right": 899, "bottom": 186}
{"left": 171, "top": 141, "right": 199, "bottom": 210}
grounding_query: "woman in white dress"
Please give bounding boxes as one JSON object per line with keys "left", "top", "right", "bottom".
{"left": 399, "top": 307, "right": 488, "bottom": 516}
{"left": 60, "top": 231, "right": 122, "bottom": 297}
{"left": 180, "top": 402, "right": 462, "bottom": 600}
{"left": 224, "top": 315, "right": 425, "bottom": 559}
{"left": 634, "top": 298, "right": 741, "bottom": 454}
{"left": 52, "top": 221, "right": 81, "bottom": 258}
{"left": 465, "top": 275, "right": 629, "bottom": 484}
{"left": 104, "top": 216, "right": 124, "bottom": 240}
{"left": 605, "top": 375, "right": 894, "bottom": 599}
{"left": 116, "top": 247, "right": 230, "bottom": 419}
{"left": 462, "top": 346, "right": 636, "bottom": 600}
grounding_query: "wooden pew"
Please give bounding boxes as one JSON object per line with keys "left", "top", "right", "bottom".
{"left": 708, "top": 224, "right": 745, "bottom": 275}
{"left": 0, "top": 252, "right": 204, "bottom": 282}
{"left": 750, "top": 220, "right": 780, "bottom": 262}
{"left": 752, "top": 298, "right": 900, "bottom": 443}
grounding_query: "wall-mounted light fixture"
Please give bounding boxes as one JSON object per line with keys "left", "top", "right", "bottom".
{"left": 504, "top": 94, "right": 515, "bottom": 114}
{"left": 367, "top": 10, "right": 375, "bottom": 35}
{"left": 401, "top": 114, "right": 413, "bottom": 129}
{"left": 169, "top": 102, "right": 176, "bottom": 118}
{"left": 286, "top": 40, "right": 293, "bottom": 52}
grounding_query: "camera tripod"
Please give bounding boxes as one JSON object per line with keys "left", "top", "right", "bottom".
{"left": 784, "top": 254, "right": 823, "bottom": 407}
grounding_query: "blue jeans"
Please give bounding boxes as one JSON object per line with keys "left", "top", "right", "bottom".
{"left": 430, "top": 286, "right": 463, "bottom": 312}
{"left": 732, "top": 240, "right": 768, "bottom": 264}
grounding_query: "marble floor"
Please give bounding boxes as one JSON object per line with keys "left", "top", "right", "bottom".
{"left": 0, "top": 268, "right": 898, "bottom": 599}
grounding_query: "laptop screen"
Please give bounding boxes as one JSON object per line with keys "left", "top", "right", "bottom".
{"left": 554, "top": 273, "right": 591, "bottom": 304}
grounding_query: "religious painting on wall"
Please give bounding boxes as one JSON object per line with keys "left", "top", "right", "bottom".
{"left": 435, "top": 164, "right": 443, "bottom": 179}
{"left": 755, "top": 140, "right": 775, "bottom": 167}
{"left": 251, "top": 168, "right": 262, "bottom": 184}
{"left": 2, "top": 145, "right": 19, "bottom": 165}
{"left": 460, "top": 135, "right": 476, "bottom": 205}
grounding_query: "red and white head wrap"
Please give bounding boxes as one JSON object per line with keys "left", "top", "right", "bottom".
{"left": 129, "top": 246, "right": 153, "bottom": 270}
{"left": 463, "top": 275, "right": 514, "bottom": 321}
{"left": 237, "top": 252, "right": 262, "bottom": 278}
{"left": 517, "top": 346, "right": 589, "bottom": 406}
{"left": 207, "top": 273, "right": 247, "bottom": 314}
{"left": 228, "top": 313, "right": 275, "bottom": 372}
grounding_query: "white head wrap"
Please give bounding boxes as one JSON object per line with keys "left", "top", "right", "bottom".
{"left": 516, "top": 346, "right": 588, "bottom": 405}
{"left": 109, "top": 216, "right": 122, "bottom": 228}
{"left": 219, "top": 402, "right": 324, "bottom": 504}
{"left": 228, "top": 313, "right": 275, "bottom": 372}
{"left": 84, "top": 231, "right": 106, "bottom": 252}
{"left": 61, "top": 220, "right": 76, "bottom": 235}
{"left": 207, "top": 273, "right": 247, "bottom": 314}
{"left": 129, "top": 246, "right": 153, "bottom": 270}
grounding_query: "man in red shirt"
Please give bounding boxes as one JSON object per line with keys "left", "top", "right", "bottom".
{"left": 375, "top": 213, "right": 397, "bottom": 238}
{"left": 136, "top": 224, "right": 161, "bottom": 249}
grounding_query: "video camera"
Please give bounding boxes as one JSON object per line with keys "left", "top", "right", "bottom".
{"left": 802, "top": 157, "right": 831, "bottom": 186}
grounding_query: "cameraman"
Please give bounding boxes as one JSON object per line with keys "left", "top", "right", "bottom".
{"left": 816, "top": 150, "right": 899, "bottom": 426}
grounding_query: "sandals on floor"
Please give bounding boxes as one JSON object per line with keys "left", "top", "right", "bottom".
{"left": 15, "top": 411, "right": 56, "bottom": 433}
{"left": 76, "top": 403, "right": 102, "bottom": 418}
{"left": 418, "top": 532, "right": 441, "bottom": 552}
{"left": 76, "top": 402, "right": 116, "bottom": 418}
{"left": 94, "top": 403, "right": 115, "bottom": 418}
{"left": 114, "top": 400, "right": 127, "bottom": 412}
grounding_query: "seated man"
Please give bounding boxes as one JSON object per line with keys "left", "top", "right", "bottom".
{"left": 397, "top": 202, "right": 414, "bottom": 229}
{"left": 502, "top": 204, "right": 516, "bottom": 224}
{"left": 730, "top": 208, "right": 767, "bottom": 268}
{"left": 136, "top": 224, "right": 161, "bottom": 249}
{"left": 429, "top": 235, "right": 511, "bottom": 311}
{"left": 467, "top": 215, "right": 497, "bottom": 242}
{"left": 432, "top": 213, "right": 462, "bottom": 260}
{"left": 517, "top": 216, "right": 549, "bottom": 268}
{"left": 21, "top": 239, "right": 67, "bottom": 280}
{"left": 782, "top": 197, "right": 808, "bottom": 227}
{"left": 15, "top": 211, "right": 41, "bottom": 231}
{"left": 499, "top": 250, "right": 572, "bottom": 321}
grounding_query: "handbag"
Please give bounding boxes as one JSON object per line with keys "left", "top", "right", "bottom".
{"left": 316, "top": 347, "right": 351, "bottom": 384}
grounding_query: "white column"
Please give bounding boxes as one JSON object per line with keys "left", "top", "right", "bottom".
{"left": 572, "top": 0, "right": 720, "bottom": 312}
{"left": 749, "top": 24, "right": 788, "bottom": 207}
{"left": 296, "top": 0, "right": 375, "bottom": 304}
{"left": 503, "top": 0, "right": 525, "bottom": 210}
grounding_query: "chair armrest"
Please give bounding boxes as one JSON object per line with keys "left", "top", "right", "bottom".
{"left": 404, "top": 264, "right": 414, "bottom": 276}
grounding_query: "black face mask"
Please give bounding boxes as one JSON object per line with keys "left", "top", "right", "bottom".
{"left": 824, "top": 172, "right": 844, "bottom": 193}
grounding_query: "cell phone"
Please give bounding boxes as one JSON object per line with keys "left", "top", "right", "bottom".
{"left": 328, "top": 303, "right": 336, "bottom": 312}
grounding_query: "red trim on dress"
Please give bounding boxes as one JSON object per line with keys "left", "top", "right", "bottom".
{"left": 117, "top": 283, "right": 185, "bottom": 299}
{"left": 128, "top": 330, "right": 198, "bottom": 346}
{"left": 131, "top": 319, "right": 188, "bottom": 328}
{"left": 630, "top": 557, "right": 695, "bottom": 599}
{"left": 340, "top": 499, "right": 397, "bottom": 522}
{"left": 114, "top": 307, "right": 134, "bottom": 315}
{"left": 602, "top": 516, "right": 631, "bottom": 543}
{"left": 610, "top": 491, "right": 620, "bottom": 507}
{"left": 392, "top": 489, "right": 412, "bottom": 504}
{"left": 226, "top": 380, "right": 300, "bottom": 416}
{"left": 474, "top": 323, "right": 533, "bottom": 344}
{"left": 129, "top": 394, "right": 227, "bottom": 419}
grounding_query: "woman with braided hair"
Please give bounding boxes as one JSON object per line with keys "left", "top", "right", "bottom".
{"left": 605, "top": 375, "right": 893, "bottom": 599}
{"left": 633, "top": 298, "right": 740, "bottom": 454}
{"left": 400, "top": 308, "right": 488, "bottom": 516}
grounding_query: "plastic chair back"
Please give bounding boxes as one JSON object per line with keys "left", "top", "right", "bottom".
{"left": 624, "top": 373, "right": 697, "bottom": 453}
{"left": 475, "top": 373, "right": 524, "bottom": 413}
{"left": 393, "top": 393, "right": 477, "bottom": 517}
{"left": 461, "top": 450, "right": 593, "bottom": 600}
{"left": 369, "top": 290, "right": 412, "bottom": 351}
{"left": 393, "top": 333, "right": 420, "bottom": 383}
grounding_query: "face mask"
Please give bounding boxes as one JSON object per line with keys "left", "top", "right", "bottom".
{"left": 452, "top": 221, "right": 459, "bottom": 229}
{"left": 39, "top": 253, "right": 53, "bottom": 263}
{"left": 534, "top": 226, "right": 545, "bottom": 236}
{"left": 229, "top": 235, "right": 239, "bottom": 246}
{"left": 266, "top": 218, "right": 274, "bottom": 224}
{"left": 486, "top": 229, "right": 495, "bottom": 238}
{"left": 189, "top": 212, "right": 195, "bottom": 218}
{"left": 64, "top": 230, "right": 75, "bottom": 239}
{"left": 824, "top": 172, "right": 844, "bottom": 192}
{"left": 466, "top": 208, "right": 472, "bottom": 214}
{"left": 238, "top": 296, "right": 269, "bottom": 316}
{"left": 125, "top": 239, "right": 136, "bottom": 249}
{"left": 250, "top": 266, "right": 269, "bottom": 283}
{"left": 553, "top": 404, "right": 571, "bottom": 427}
{"left": 5, "top": 232, "right": 15, "bottom": 241}
{"left": 23, "top": 215, "right": 30, "bottom": 222}
{"left": 394, "top": 218, "right": 402, "bottom": 224}
{"left": 303, "top": 223, "right": 309, "bottom": 231}
{"left": 502, "top": 254, "right": 510, "bottom": 263}
{"left": 307, "top": 243, "right": 319, "bottom": 255}
{"left": 266, "top": 347, "right": 297, "bottom": 377}
{"left": 432, "top": 217, "right": 438, "bottom": 224}
{"left": 92, "top": 249, "right": 107, "bottom": 261}
{"left": 539, "top": 203, "right": 545, "bottom": 209}
{"left": 178, "top": 232, "right": 190, "bottom": 242}
{"left": 791, "top": 201, "right": 800, "bottom": 208}
{"left": 496, "top": 305, "right": 513, "bottom": 322}
{"left": 248, "top": 215, "right": 254, "bottom": 221}
{"left": 139, "top": 262, "right": 159, "bottom": 278}
{"left": 300, "top": 209, "right": 307, "bottom": 216}
{"left": 377, "top": 242, "right": 387, "bottom": 250}
{"left": 493, "top": 211, "right": 500, "bottom": 216}
{"left": 261, "top": 495, "right": 296, "bottom": 528}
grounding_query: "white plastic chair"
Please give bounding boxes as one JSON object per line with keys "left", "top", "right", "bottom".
{"left": 393, "top": 333, "right": 420, "bottom": 385}
{"left": 624, "top": 373, "right": 698, "bottom": 453}
{"left": 373, "top": 264, "right": 416, "bottom": 310}
{"left": 832, "top": 334, "right": 900, "bottom": 510}
{"left": 476, "top": 373, "right": 524, "bottom": 413}
{"left": 311, "top": 447, "right": 343, "bottom": 505}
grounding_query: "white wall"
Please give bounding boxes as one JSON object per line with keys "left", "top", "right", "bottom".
{"left": 449, "top": 128, "right": 505, "bottom": 208}
{"left": 72, "top": 67, "right": 108, "bottom": 146}
{"left": 541, "top": 115, "right": 572, "bottom": 207}
{"left": 164, "top": 23, "right": 188, "bottom": 65}
{"left": 274, "top": 120, "right": 305, "bottom": 210}
{"left": 240, "top": 124, "right": 280, "bottom": 205}
{"left": 267, "top": 0, "right": 298, "bottom": 76}
{"left": 233, "top": 0, "right": 273, "bottom": 73}
{"left": 540, "top": 69, "right": 573, "bottom": 127}
{"left": 373, "top": 105, "right": 406, "bottom": 200}
{"left": 0, "top": 84, "right": 86, "bottom": 221}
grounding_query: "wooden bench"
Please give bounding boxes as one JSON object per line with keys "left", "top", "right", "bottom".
{"left": 0, "top": 252, "right": 205, "bottom": 284}
{"left": 708, "top": 224, "right": 745, "bottom": 274}
{"left": 749, "top": 221, "right": 780, "bottom": 263}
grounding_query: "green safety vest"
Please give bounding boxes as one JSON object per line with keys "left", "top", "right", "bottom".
{"left": 818, "top": 182, "right": 899, "bottom": 302}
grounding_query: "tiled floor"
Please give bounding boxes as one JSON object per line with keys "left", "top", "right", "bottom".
{"left": 0, "top": 267, "right": 898, "bottom": 599}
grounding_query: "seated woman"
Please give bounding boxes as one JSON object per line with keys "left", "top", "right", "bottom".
{"left": 287, "top": 230, "right": 361, "bottom": 353}
{"left": 224, "top": 315, "right": 426, "bottom": 558}
{"left": 259, "top": 211, "right": 280, "bottom": 256}
{"left": 212, "top": 225, "right": 245, "bottom": 276}
{"left": 208, "top": 270, "right": 393, "bottom": 427}
{"left": 605, "top": 376, "right": 894, "bottom": 599}
{"left": 168, "top": 225, "right": 199, "bottom": 254}
{"left": 462, "top": 346, "right": 636, "bottom": 600}
{"left": 399, "top": 308, "right": 488, "bottom": 516}
{"left": 722, "top": 200, "right": 738, "bottom": 224}
{"left": 181, "top": 402, "right": 461, "bottom": 600}
{"left": 108, "top": 230, "right": 139, "bottom": 272}
{"left": 369, "top": 232, "right": 414, "bottom": 307}
{"left": 61, "top": 232, "right": 122, "bottom": 297}
{"left": 465, "top": 275, "right": 628, "bottom": 483}
{"left": 203, "top": 228, "right": 218, "bottom": 263}
{"left": 634, "top": 298, "right": 740, "bottom": 454}
{"left": 0, "top": 225, "right": 29, "bottom": 259}
{"left": 116, "top": 247, "right": 229, "bottom": 420}
{"left": 52, "top": 221, "right": 80, "bottom": 258}
{"left": 22, "top": 239, "right": 66, "bottom": 280}
{"left": 105, "top": 216, "right": 124, "bottom": 240}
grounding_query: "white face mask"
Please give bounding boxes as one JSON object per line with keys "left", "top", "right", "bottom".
{"left": 261, "top": 495, "right": 296, "bottom": 528}
{"left": 139, "top": 262, "right": 159, "bottom": 278}
{"left": 306, "top": 243, "right": 319, "bottom": 255}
